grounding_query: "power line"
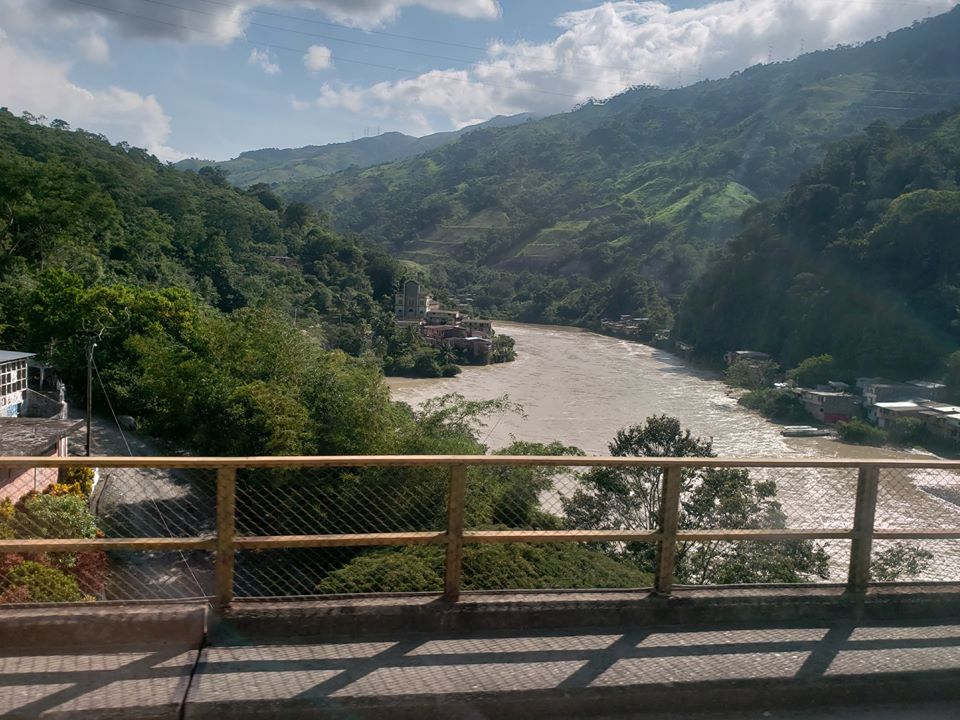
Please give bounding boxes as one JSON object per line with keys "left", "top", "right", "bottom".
{"left": 63, "top": 0, "right": 598, "bottom": 99}
{"left": 191, "top": 0, "right": 679, "bottom": 77}
{"left": 93, "top": 357, "right": 207, "bottom": 599}
{"left": 127, "top": 0, "right": 675, "bottom": 86}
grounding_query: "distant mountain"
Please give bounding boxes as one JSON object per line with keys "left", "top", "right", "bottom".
{"left": 175, "top": 113, "right": 537, "bottom": 187}
{"left": 273, "top": 8, "right": 960, "bottom": 326}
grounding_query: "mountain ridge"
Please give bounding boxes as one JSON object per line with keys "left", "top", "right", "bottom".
{"left": 175, "top": 113, "right": 537, "bottom": 187}
{"left": 256, "top": 8, "right": 960, "bottom": 327}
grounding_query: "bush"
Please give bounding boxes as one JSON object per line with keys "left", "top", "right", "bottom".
{"left": 738, "top": 388, "right": 812, "bottom": 423}
{"left": 3, "top": 561, "right": 87, "bottom": 603}
{"left": 317, "top": 550, "right": 443, "bottom": 594}
{"left": 886, "top": 417, "right": 926, "bottom": 446}
{"left": 316, "top": 543, "right": 651, "bottom": 594}
{"left": 788, "top": 354, "right": 836, "bottom": 388}
{"left": 61, "top": 466, "right": 95, "bottom": 496}
{"left": 441, "top": 364, "right": 462, "bottom": 377}
{"left": 12, "top": 493, "right": 98, "bottom": 539}
{"left": 836, "top": 418, "right": 887, "bottom": 446}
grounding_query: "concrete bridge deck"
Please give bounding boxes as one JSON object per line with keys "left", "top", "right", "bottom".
{"left": 3, "top": 588, "right": 960, "bottom": 719}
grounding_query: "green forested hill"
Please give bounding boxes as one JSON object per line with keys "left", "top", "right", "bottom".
{"left": 175, "top": 113, "right": 536, "bottom": 188}
{"left": 276, "top": 8, "right": 960, "bottom": 325}
{"left": 0, "top": 109, "right": 399, "bottom": 321}
{"left": 0, "top": 108, "right": 429, "bottom": 451}
{"left": 675, "top": 109, "right": 960, "bottom": 379}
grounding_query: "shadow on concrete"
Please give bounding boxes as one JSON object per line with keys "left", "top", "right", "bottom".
{"left": 0, "top": 643, "right": 199, "bottom": 720}
{"left": 184, "top": 619, "right": 960, "bottom": 719}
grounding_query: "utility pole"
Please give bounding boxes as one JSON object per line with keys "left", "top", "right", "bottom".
{"left": 85, "top": 338, "right": 96, "bottom": 456}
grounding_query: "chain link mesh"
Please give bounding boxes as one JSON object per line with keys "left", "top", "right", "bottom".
{"left": 1, "top": 465, "right": 215, "bottom": 604}
{"left": 875, "top": 468, "right": 960, "bottom": 582}
{"left": 3, "top": 460, "right": 960, "bottom": 602}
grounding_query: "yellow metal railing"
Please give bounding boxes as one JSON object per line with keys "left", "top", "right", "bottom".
{"left": 2, "top": 455, "right": 960, "bottom": 606}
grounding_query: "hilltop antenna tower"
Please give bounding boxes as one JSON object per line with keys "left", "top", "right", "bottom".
{"left": 767, "top": 43, "right": 773, "bottom": 64}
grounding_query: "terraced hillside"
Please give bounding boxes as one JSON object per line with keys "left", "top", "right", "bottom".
{"left": 278, "top": 8, "right": 960, "bottom": 309}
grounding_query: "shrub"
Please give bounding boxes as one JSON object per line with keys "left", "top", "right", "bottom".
{"left": 836, "top": 418, "right": 887, "bottom": 446}
{"left": 12, "top": 493, "right": 98, "bottom": 539}
{"left": 886, "top": 417, "right": 926, "bottom": 446}
{"left": 61, "top": 466, "right": 95, "bottom": 496}
{"left": 441, "top": 364, "right": 462, "bottom": 377}
{"left": 738, "top": 388, "right": 811, "bottom": 423}
{"left": 3, "top": 561, "right": 87, "bottom": 603}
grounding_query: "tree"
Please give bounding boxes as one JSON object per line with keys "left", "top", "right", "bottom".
{"left": 563, "top": 416, "right": 830, "bottom": 584}
{"left": 836, "top": 418, "right": 887, "bottom": 445}
{"left": 870, "top": 542, "right": 933, "bottom": 581}
{"left": 788, "top": 354, "right": 837, "bottom": 388}
{"left": 726, "top": 359, "right": 779, "bottom": 390}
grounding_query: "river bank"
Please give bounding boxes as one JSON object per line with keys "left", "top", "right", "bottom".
{"left": 387, "top": 321, "right": 931, "bottom": 460}
{"left": 388, "top": 321, "right": 960, "bottom": 582}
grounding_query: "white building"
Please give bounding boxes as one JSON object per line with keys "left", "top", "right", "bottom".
{"left": 0, "top": 351, "right": 33, "bottom": 418}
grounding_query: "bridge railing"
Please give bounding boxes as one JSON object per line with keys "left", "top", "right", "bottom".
{"left": 1, "top": 456, "right": 959, "bottom": 606}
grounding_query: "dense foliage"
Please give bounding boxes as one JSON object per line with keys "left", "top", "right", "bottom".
{"left": 677, "top": 109, "right": 960, "bottom": 379}
{"left": 563, "top": 416, "right": 830, "bottom": 584}
{"left": 1, "top": 480, "right": 105, "bottom": 604}
{"left": 737, "top": 389, "right": 812, "bottom": 424}
{"left": 0, "top": 109, "right": 517, "bottom": 460}
{"left": 277, "top": 9, "right": 960, "bottom": 328}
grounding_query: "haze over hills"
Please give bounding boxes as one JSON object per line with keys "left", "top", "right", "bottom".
{"left": 175, "top": 113, "right": 537, "bottom": 188}
{"left": 677, "top": 107, "right": 960, "bottom": 379}
{"left": 259, "top": 7, "right": 960, "bottom": 327}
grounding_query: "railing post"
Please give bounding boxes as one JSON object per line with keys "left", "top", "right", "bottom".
{"left": 444, "top": 464, "right": 467, "bottom": 602}
{"left": 847, "top": 465, "right": 880, "bottom": 594}
{"left": 215, "top": 466, "right": 237, "bottom": 609}
{"left": 655, "top": 465, "right": 682, "bottom": 595}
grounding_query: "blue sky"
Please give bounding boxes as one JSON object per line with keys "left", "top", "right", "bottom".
{"left": 0, "top": 0, "right": 955, "bottom": 161}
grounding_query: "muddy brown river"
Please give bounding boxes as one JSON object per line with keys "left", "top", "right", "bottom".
{"left": 388, "top": 322, "right": 960, "bottom": 581}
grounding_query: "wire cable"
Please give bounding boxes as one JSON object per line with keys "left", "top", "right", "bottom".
{"left": 93, "top": 357, "right": 207, "bottom": 599}
{"left": 62, "top": 0, "right": 593, "bottom": 99}
{"left": 128, "top": 0, "right": 673, "bottom": 86}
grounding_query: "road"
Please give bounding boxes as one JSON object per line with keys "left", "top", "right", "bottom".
{"left": 72, "top": 413, "right": 214, "bottom": 601}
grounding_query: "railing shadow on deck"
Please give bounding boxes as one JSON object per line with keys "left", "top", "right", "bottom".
{"left": 7, "top": 619, "right": 960, "bottom": 718}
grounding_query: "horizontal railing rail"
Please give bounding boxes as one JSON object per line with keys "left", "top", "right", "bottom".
{"left": 1, "top": 455, "right": 959, "bottom": 606}
{"left": 8, "top": 455, "right": 960, "bottom": 468}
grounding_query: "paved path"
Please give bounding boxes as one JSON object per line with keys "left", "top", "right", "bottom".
{"left": 71, "top": 414, "right": 214, "bottom": 601}
{"left": 3, "top": 617, "right": 960, "bottom": 718}
{"left": 184, "top": 619, "right": 960, "bottom": 719}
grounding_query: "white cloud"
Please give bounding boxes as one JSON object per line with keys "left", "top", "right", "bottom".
{"left": 307, "top": 0, "right": 958, "bottom": 130}
{"left": 28, "top": 0, "right": 499, "bottom": 44}
{"left": 303, "top": 44, "right": 332, "bottom": 72}
{"left": 77, "top": 32, "right": 109, "bottom": 63}
{"left": 0, "top": 32, "right": 186, "bottom": 161}
{"left": 248, "top": 47, "right": 280, "bottom": 75}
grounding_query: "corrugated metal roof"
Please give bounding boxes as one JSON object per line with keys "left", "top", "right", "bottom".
{"left": 0, "top": 350, "right": 35, "bottom": 364}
